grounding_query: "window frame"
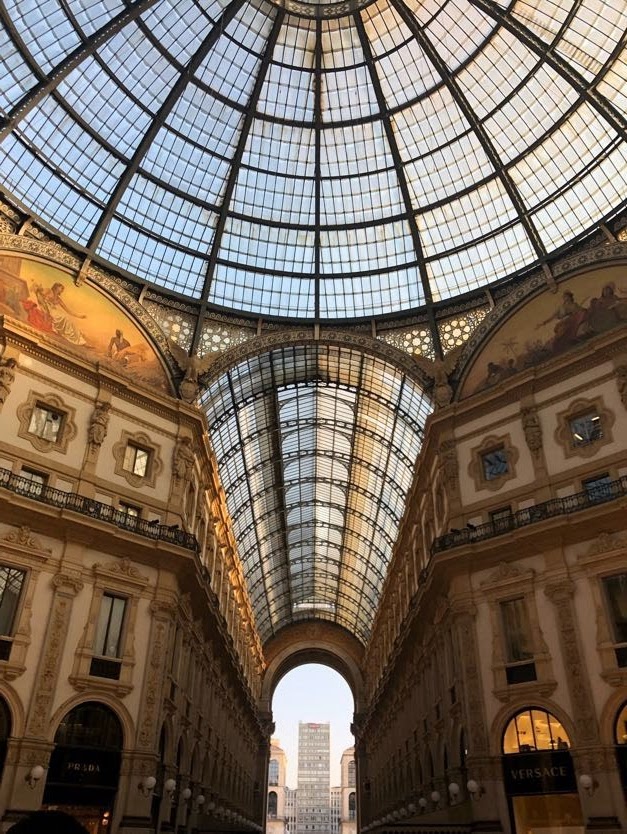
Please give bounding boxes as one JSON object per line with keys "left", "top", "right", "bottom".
{"left": 469, "top": 434, "right": 519, "bottom": 493}
{"left": 16, "top": 392, "right": 77, "bottom": 454}
{"left": 555, "top": 396, "right": 614, "bottom": 460}
{"left": 113, "top": 430, "right": 162, "bottom": 489}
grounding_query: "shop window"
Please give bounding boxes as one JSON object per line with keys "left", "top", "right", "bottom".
{"left": 0, "top": 566, "right": 26, "bottom": 661}
{"left": 17, "top": 392, "right": 77, "bottom": 454}
{"left": 583, "top": 473, "right": 613, "bottom": 504}
{"left": 603, "top": 574, "right": 627, "bottom": 667}
{"left": 503, "top": 708, "right": 570, "bottom": 754}
{"left": 500, "top": 597, "right": 537, "bottom": 684}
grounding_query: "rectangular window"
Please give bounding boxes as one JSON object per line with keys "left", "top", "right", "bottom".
{"left": 119, "top": 502, "right": 140, "bottom": 518}
{"left": 123, "top": 443, "right": 150, "bottom": 477}
{"left": 0, "top": 566, "right": 26, "bottom": 636}
{"left": 604, "top": 574, "right": 627, "bottom": 649}
{"left": 19, "top": 468, "right": 48, "bottom": 497}
{"left": 569, "top": 411, "right": 602, "bottom": 447}
{"left": 481, "top": 447, "right": 509, "bottom": 481}
{"left": 94, "top": 593, "right": 127, "bottom": 658}
{"left": 500, "top": 597, "right": 534, "bottom": 662}
{"left": 583, "top": 473, "right": 613, "bottom": 504}
{"left": 28, "top": 404, "right": 64, "bottom": 442}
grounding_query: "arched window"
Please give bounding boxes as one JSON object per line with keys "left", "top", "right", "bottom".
{"left": 348, "top": 791, "right": 356, "bottom": 820}
{"left": 54, "top": 701, "right": 123, "bottom": 749}
{"left": 347, "top": 759, "right": 356, "bottom": 787}
{"left": 0, "top": 697, "right": 11, "bottom": 781}
{"left": 268, "top": 791, "right": 278, "bottom": 817}
{"left": 44, "top": 702, "right": 123, "bottom": 809}
{"left": 268, "top": 758, "right": 279, "bottom": 786}
{"left": 503, "top": 708, "right": 570, "bottom": 754}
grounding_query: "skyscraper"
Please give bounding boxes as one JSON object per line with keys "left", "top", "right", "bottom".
{"left": 297, "top": 723, "right": 331, "bottom": 834}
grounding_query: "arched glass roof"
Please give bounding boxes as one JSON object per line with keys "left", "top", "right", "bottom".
{"left": 1, "top": 0, "right": 626, "bottom": 320}
{"left": 201, "top": 344, "right": 430, "bottom": 643}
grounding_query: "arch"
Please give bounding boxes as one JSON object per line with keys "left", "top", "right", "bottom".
{"left": 48, "top": 694, "right": 133, "bottom": 749}
{"left": 0, "top": 695, "right": 12, "bottom": 781}
{"left": 0, "top": 683, "right": 25, "bottom": 738}
{"left": 52, "top": 702, "right": 123, "bottom": 749}
{"left": 267, "top": 790, "right": 278, "bottom": 818}
{"left": 260, "top": 621, "right": 365, "bottom": 712}
{"left": 490, "top": 698, "right": 577, "bottom": 757}
{"left": 599, "top": 689, "right": 627, "bottom": 746}
{"left": 502, "top": 707, "right": 572, "bottom": 754}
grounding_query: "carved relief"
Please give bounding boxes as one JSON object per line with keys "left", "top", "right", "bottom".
{"left": 521, "top": 406, "right": 543, "bottom": 459}
{"left": 615, "top": 364, "right": 627, "bottom": 409}
{"left": 544, "top": 581, "right": 599, "bottom": 744}
{"left": 173, "top": 436, "right": 195, "bottom": 480}
{"left": 2, "top": 526, "right": 51, "bottom": 553}
{"left": 452, "top": 606, "right": 488, "bottom": 756}
{"left": 0, "top": 356, "right": 17, "bottom": 406}
{"left": 437, "top": 439, "right": 459, "bottom": 497}
{"left": 88, "top": 401, "right": 111, "bottom": 448}
{"left": 137, "top": 601, "right": 176, "bottom": 749}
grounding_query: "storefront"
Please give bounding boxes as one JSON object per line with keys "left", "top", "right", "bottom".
{"left": 502, "top": 708, "right": 584, "bottom": 834}
{"left": 43, "top": 702, "right": 123, "bottom": 834}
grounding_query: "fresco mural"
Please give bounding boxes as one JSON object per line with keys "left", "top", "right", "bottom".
{"left": 460, "top": 265, "right": 627, "bottom": 398}
{"left": 0, "top": 254, "right": 169, "bottom": 391}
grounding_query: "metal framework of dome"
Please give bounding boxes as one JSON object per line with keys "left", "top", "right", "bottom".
{"left": 2, "top": 0, "right": 626, "bottom": 322}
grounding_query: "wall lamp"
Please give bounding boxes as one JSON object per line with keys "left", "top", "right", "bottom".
{"left": 466, "top": 779, "right": 485, "bottom": 800}
{"left": 448, "top": 782, "right": 460, "bottom": 803}
{"left": 25, "top": 765, "right": 45, "bottom": 789}
{"left": 417, "top": 797, "right": 427, "bottom": 811}
{"left": 430, "top": 790, "right": 440, "bottom": 808}
{"left": 578, "top": 774, "right": 597, "bottom": 796}
{"left": 138, "top": 775, "right": 157, "bottom": 797}
{"left": 407, "top": 803, "right": 416, "bottom": 815}
{"left": 195, "top": 794, "right": 206, "bottom": 812}
{"left": 164, "top": 778, "right": 177, "bottom": 798}
{"left": 182, "top": 787, "right": 192, "bottom": 802}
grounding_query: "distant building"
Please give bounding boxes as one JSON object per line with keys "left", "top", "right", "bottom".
{"left": 267, "top": 738, "right": 288, "bottom": 834}
{"left": 296, "top": 722, "right": 331, "bottom": 834}
{"left": 285, "top": 788, "right": 298, "bottom": 834}
{"left": 339, "top": 747, "right": 357, "bottom": 834}
{"left": 330, "top": 786, "right": 341, "bottom": 834}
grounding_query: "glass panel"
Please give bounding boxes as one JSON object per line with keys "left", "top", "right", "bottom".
{"left": 500, "top": 598, "right": 534, "bottom": 663}
{"left": 28, "top": 405, "right": 62, "bottom": 441}
{"left": 0, "top": 567, "right": 25, "bottom": 636}
{"left": 615, "top": 703, "right": 627, "bottom": 745}
{"left": 569, "top": 412, "right": 602, "bottom": 447}
{"left": 604, "top": 574, "right": 627, "bottom": 643}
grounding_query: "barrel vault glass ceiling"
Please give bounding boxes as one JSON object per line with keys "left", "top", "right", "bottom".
{"left": 1, "top": 0, "right": 627, "bottom": 320}
{"left": 1, "top": 0, "right": 627, "bottom": 645}
{"left": 201, "top": 345, "right": 430, "bottom": 643}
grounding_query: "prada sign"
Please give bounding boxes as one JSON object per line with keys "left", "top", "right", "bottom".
{"left": 503, "top": 751, "right": 576, "bottom": 795}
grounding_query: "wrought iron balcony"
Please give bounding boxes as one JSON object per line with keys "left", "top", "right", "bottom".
{"left": 0, "top": 467, "right": 198, "bottom": 551}
{"left": 432, "top": 475, "right": 627, "bottom": 554}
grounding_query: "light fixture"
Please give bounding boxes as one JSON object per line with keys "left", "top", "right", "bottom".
{"left": 25, "top": 765, "right": 44, "bottom": 788}
{"left": 164, "top": 778, "right": 177, "bottom": 797}
{"left": 418, "top": 797, "right": 427, "bottom": 810}
{"left": 399, "top": 807, "right": 408, "bottom": 817}
{"left": 182, "top": 787, "right": 192, "bottom": 801}
{"left": 466, "top": 779, "right": 485, "bottom": 800}
{"left": 578, "top": 773, "right": 597, "bottom": 796}
{"left": 207, "top": 801, "right": 216, "bottom": 811}
{"left": 196, "top": 794, "right": 206, "bottom": 810}
{"left": 430, "top": 790, "right": 440, "bottom": 807}
{"left": 448, "top": 782, "right": 460, "bottom": 803}
{"left": 138, "top": 775, "right": 157, "bottom": 797}
{"left": 407, "top": 803, "right": 416, "bottom": 814}
{"left": 392, "top": 810, "right": 400, "bottom": 820}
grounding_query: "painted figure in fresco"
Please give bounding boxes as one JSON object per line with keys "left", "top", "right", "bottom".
{"left": 587, "top": 282, "right": 627, "bottom": 333}
{"left": 27, "top": 282, "right": 88, "bottom": 345}
{"left": 108, "top": 329, "right": 131, "bottom": 357}
{"left": 107, "top": 329, "right": 148, "bottom": 367}
{"left": 537, "top": 290, "right": 588, "bottom": 352}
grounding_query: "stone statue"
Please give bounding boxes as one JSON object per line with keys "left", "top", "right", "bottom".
{"left": 521, "top": 406, "right": 543, "bottom": 458}
{"left": 0, "top": 357, "right": 17, "bottom": 405}
{"left": 168, "top": 340, "right": 218, "bottom": 403}
{"left": 616, "top": 364, "right": 627, "bottom": 409}
{"left": 88, "top": 401, "right": 111, "bottom": 447}
{"left": 412, "top": 346, "right": 462, "bottom": 409}
{"left": 173, "top": 436, "right": 195, "bottom": 480}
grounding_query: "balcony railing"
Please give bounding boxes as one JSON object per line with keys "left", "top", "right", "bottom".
{"left": 432, "top": 475, "right": 627, "bottom": 554}
{"left": 0, "top": 468, "right": 198, "bottom": 551}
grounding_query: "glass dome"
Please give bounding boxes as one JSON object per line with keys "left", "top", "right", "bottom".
{"left": 1, "top": 0, "right": 626, "bottom": 320}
